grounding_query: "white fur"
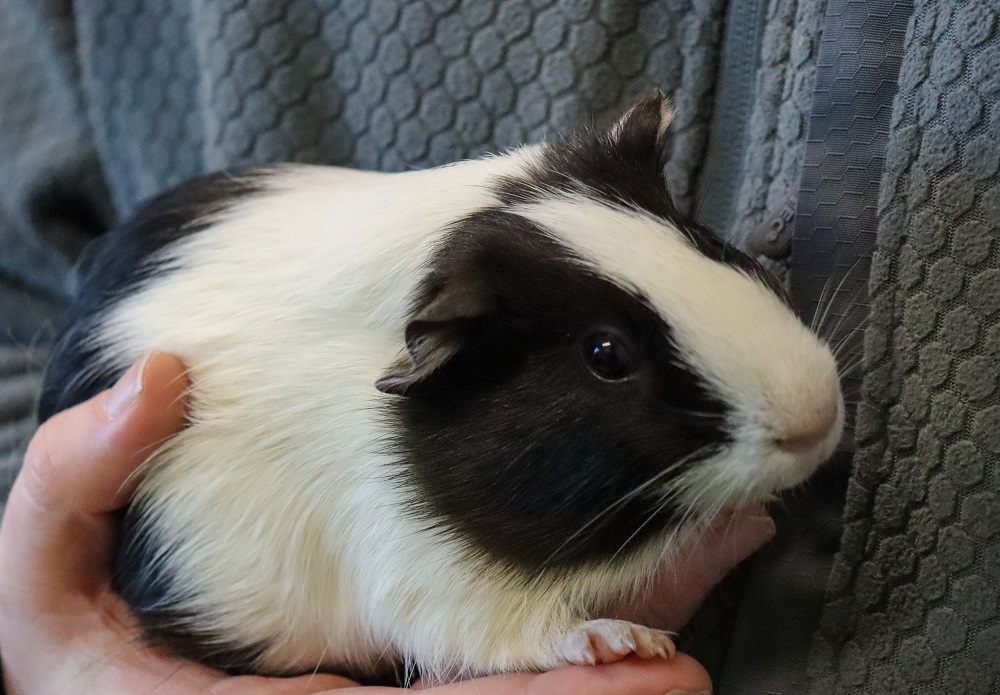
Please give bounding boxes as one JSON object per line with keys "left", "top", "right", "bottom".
{"left": 91, "top": 145, "right": 841, "bottom": 680}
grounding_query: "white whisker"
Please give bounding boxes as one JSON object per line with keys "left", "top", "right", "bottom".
{"left": 817, "top": 257, "right": 865, "bottom": 339}
{"left": 811, "top": 273, "right": 836, "bottom": 333}
{"left": 535, "top": 443, "right": 717, "bottom": 575}
{"left": 832, "top": 313, "right": 871, "bottom": 362}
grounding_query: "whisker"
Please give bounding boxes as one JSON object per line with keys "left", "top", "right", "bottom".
{"left": 838, "top": 355, "right": 867, "bottom": 379}
{"left": 832, "top": 314, "right": 871, "bottom": 362}
{"left": 811, "top": 256, "right": 847, "bottom": 336}
{"left": 811, "top": 273, "right": 836, "bottom": 333}
{"left": 658, "top": 465, "right": 723, "bottom": 532}
{"left": 822, "top": 268, "right": 870, "bottom": 347}
{"left": 609, "top": 497, "right": 671, "bottom": 562}
{"left": 834, "top": 344, "right": 864, "bottom": 371}
{"left": 534, "top": 443, "right": 717, "bottom": 574}
{"left": 817, "top": 257, "right": 866, "bottom": 339}
{"left": 826, "top": 299, "right": 869, "bottom": 356}
{"left": 660, "top": 405, "right": 726, "bottom": 423}
{"left": 834, "top": 339, "right": 864, "bottom": 370}
{"left": 839, "top": 360, "right": 866, "bottom": 378}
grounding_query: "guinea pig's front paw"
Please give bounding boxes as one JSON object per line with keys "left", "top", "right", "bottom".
{"left": 556, "top": 619, "right": 676, "bottom": 666}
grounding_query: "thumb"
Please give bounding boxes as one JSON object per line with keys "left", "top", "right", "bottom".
{"left": 0, "top": 352, "right": 190, "bottom": 600}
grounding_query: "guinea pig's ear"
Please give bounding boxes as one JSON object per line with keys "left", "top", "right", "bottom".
{"left": 376, "top": 277, "right": 489, "bottom": 396}
{"left": 608, "top": 90, "right": 674, "bottom": 165}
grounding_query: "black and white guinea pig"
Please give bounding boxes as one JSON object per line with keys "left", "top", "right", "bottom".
{"left": 39, "top": 93, "right": 844, "bottom": 684}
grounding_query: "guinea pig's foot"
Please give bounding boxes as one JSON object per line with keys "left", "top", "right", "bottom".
{"left": 556, "top": 619, "right": 676, "bottom": 666}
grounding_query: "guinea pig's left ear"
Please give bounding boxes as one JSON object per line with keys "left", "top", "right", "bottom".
{"left": 608, "top": 90, "right": 674, "bottom": 165}
{"left": 376, "top": 278, "right": 489, "bottom": 396}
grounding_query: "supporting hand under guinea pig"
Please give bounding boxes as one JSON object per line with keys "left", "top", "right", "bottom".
{"left": 0, "top": 352, "right": 775, "bottom": 695}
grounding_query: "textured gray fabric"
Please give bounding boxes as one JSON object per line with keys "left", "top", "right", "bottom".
{"left": 76, "top": 0, "right": 726, "bottom": 217}
{"left": 0, "top": 348, "right": 41, "bottom": 517}
{"left": 689, "top": 1, "right": 881, "bottom": 689}
{"left": 0, "top": 0, "right": 105, "bottom": 503}
{"left": 809, "top": 0, "right": 1000, "bottom": 692}
{"left": 694, "top": 0, "right": 769, "bottom": 235}
{"left": 725, "top": 0, "right": 828, "bottom": 247}
{"left": 716, "top": 2, "right": 912, "bottom": 692}
{"left": 792, "top": 0, "right": 912, "bottom": 447}
{"left": 0, "top": 0, "right": 112, "bottom": 293}
{"left": 717, "top": 462, "right": 850, "bottom": 694}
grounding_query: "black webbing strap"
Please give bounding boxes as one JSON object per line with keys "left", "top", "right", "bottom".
{"left": 791, "top": 0, "right": 913, "bottom": 424}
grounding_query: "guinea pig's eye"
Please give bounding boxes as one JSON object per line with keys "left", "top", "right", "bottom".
{"left": 582, "top": 332, "right": 636, "bottom": 381}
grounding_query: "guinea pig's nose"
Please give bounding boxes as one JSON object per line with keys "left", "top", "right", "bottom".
{"left": 775, "top": 391, "right": 842, "bottom": 454}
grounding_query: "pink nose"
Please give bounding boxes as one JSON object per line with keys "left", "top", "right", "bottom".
{"left": 776, "top": 393, "right": 841, "bottom": 454}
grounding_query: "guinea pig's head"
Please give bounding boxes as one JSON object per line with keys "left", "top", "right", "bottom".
{"left": 377, "top": 93, "right": 843, "bottom": 574}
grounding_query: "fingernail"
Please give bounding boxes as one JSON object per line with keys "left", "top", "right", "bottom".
{"left": 755, "top": 514, "right": 778, "bottom": 540}
{"left": 105, "top": 355, "right": 149, "bottom": 418}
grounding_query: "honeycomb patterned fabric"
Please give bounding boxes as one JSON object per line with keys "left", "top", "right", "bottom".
{"left": 808, "top": 0, "right": 1000, "bottom": 692}
{"left": 0, "top": 0, "right": 108, "bottom": 511}
{"left": 726, "top": 0, "right": 828, "bottom": 247}
{"left": 0, "top": 0, "right": 999, "bottom": 692}
{"left": 76, "top": 0, "right": 725, "bottom": 216}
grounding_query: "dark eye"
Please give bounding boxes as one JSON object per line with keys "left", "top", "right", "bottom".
{"left": 582, "top": 331, "right": 636, "bottom": 381}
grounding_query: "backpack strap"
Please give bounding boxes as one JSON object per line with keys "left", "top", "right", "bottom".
{"left": 711, "top": 1, "right": 912, "bottom": 692}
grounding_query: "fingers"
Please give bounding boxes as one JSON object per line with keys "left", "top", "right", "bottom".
{"left": 674, "top": 505, "right": 777, "bottom": 586}
{"left": 198, "top": 673, "right": 360, "bottom": 695}
{"left": 0, "top": 352, "right": 190, "bottom": 599}
{"left": 521, "top": 655, "right": 710, "bottom": 695}
{"left": 403, "top": 654, "right": 711, "bottom": 695}
{"left": 610, "top": 506, "right": 776, "bottom": 631}
{"left": 21, "top": 352, "right": 191, "bottom": 513}
{"left": 215, "top": 657, "right": 712, "bottom": 695}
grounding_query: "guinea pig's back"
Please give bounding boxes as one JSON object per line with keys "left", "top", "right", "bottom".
{"left": 34, "top": 158, "right": 532, "bottom": 676}
{"left": 42, "top": 163, "right": 439, "bottom": 413}
{"left": 37, "top": 170, "right": 268, "bottom": 421}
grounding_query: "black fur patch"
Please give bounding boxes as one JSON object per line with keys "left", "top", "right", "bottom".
{"left": 390, "top": 209, "right": 728, "bottom": 573}
{"left": 113, "top": 512, "right": 266, "bottom": 675}
{"left": 116, "top": 510, "right": 408, "bottom": 682}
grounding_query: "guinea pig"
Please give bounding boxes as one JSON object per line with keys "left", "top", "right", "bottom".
{"left": 38, "top": 93, "right": 844, "bottom": 685}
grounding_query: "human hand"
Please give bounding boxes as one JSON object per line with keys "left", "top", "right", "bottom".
{"left": 0, "top": 351, "right": 768, "bottom": 695}
{"left": 605, "top": 506, "right": 776, "bottom": 632}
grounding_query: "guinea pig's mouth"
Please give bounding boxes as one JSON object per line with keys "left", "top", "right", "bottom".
{"left": 667, "top": 399, "right": 845, "bottom": 516}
